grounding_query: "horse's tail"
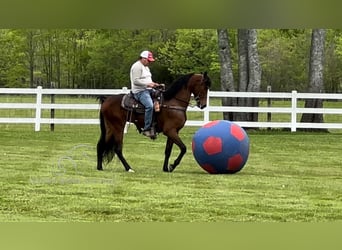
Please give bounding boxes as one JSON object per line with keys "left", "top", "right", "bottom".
{"left": 99, "top": 110, "right": 107, "bottom": 140}
{"left": 97, "top": 96, "right": 107, "bottom": 143}
{"left": 97, "top": 95, "right": 107, "bottom": 104}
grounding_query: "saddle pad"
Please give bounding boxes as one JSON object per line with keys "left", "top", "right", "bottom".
{"left": 121, "top": 93, "right": 145, "bottom": 113}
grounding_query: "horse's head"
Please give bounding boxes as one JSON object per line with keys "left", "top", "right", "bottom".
{"left": 191, "top": 72, "right": 211, "bottom": 109}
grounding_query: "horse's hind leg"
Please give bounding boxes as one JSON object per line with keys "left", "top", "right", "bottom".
{"left": 112, "top": 126, "right": 134, "bottom": 172}
{"left": 114, "top": 142, "right": 134, "bottom": 172}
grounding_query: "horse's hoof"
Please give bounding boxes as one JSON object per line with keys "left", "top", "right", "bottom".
{"left": 97, "top": 167, "right": 103, "bottom": 171}
{"left": 168, "top": 165, "right": 174, "bottom": 172}
{"left": 127, "top": 169, "right": 135, "bottom": 173}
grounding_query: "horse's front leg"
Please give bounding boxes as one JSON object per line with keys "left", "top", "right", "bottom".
{"left": 163, "top": 137, "right": 173, "bottom": 172}
{"left": 163, "top": 134, "right": 186, "bottom": 172}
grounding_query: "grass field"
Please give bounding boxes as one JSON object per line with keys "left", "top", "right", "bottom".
{"left": 0, "top": 124, "right": 341, "bottom": 222}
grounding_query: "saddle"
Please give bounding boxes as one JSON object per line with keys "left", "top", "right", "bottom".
{"left": 121, "top": 92, "right": 145, "bottom": 114}
{"left": 121, "top": 89, "right": 163, "bottom": 114}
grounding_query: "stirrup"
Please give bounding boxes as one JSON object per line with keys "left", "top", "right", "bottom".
{"left": 142, "top": 129, "right": 152, "bottom": 137}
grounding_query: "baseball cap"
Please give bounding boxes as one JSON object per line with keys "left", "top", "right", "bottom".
{"left": 140, "top": 50, "right": 155, "bottom": 62}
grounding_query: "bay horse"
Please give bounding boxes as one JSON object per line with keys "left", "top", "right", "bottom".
{"left": 96, "top": 72, "right": 211, "bottom": 172}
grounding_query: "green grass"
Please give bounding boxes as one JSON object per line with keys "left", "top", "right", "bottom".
{"left": 0, "top": 125, "right": 341, "bottom": 222}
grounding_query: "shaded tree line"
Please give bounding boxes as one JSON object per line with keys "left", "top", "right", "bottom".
{"left": 1, "top": 29, "right": 341, "bottom": 94}
{"left": 0, "top": 28, "right": 335, "bottom": 128}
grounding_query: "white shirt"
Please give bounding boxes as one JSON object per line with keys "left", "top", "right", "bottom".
{"left": 130, "top": 60, "right": 153, "bottom": 94}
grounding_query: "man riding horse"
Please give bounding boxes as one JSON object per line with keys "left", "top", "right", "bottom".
{"left": 97, "top": 49, "right": 211, "bottom": 172}
{"left": 129, "top": 50, "right": 161, "bottom": 138}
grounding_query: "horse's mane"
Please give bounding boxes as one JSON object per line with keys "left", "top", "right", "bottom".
{"left": 163, "top": 73, "right": 194, "bottom": 100}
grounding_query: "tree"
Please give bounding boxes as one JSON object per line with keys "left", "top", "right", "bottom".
{"left": 22, "top": 29, "right": 39, "bottom": 88}
{"left": 0, "top": 30, "right": 28, "bottom": 87}
{"left": 217, "top": 29, "right": 236, "bottom": 120}
{"left": 216, "top": 29, "right": 262, "bottom": 122}
{"left": 246, "top": 29, "right": 262, "bottom": 121}
{"left": 327, "top": 29, "right": 342, "bottom": 93}
{"left": 2, "top": 28, "right": 342, "bottom": 93}
{"left": 236, "top": 29, "right": 262, "bottom": 122}
{"left": 86, "top": 29, "right": 173, "bottom": 88}
{"left": 300, "top": 29, "right": 327, "bottom": 131}
{"left": 258, "top": 29, "right": 310, "bottom": 92}
{"left": 158, "top": 29, "right": 220, "bottom": 87}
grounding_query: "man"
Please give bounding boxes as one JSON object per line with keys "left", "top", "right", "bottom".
{"left": 130, "top": 50, "right": 160, "bottom": 137}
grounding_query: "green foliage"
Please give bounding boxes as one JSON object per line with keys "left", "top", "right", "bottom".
{"left": 85, "top": 29, "right": 174, "bottom": 88}
{"left": 1, "top": 28, "right": 342, "bottom": 92}
{"left": 158, "top": 29, "right": 220, "bottom": 88}
{"left": 326, "top": 29, "right": 342, "bottom": 92}
{"left": 258, "top": 29, "right": 311, "bottom": 92}
{"left": 0, "top": 30, "right": 28, "bottom": 87}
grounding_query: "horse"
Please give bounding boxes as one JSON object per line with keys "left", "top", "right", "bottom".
{"left": 96, "top": 72, "right": 211, "bottom": 173}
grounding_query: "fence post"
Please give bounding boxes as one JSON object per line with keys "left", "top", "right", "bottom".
{"left": 123, "top": 86, "right": 129, "bottom": 134}
{"left": 291, "top": 90, "right": 297, "bottom": 132}
{"left": 35, "top": 86, "right": 43, "bottom": 132}
{"left": 267, "top": 85, "right": 272, "bottom": 130}
{"left": 203, "top": 89, "right": 210, "bottom": 124}
{"left": 50, "top": 82, "right": 55, "bottom": 132}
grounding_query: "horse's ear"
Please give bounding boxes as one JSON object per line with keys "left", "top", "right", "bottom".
{"left": 203, "top": 71, "right": 211, "bottom": 88}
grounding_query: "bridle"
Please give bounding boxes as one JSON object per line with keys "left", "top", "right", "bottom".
{"left": 161, "top": 73, "right": 208, "bottom": 111}
{"left": 174, "top": 96, "right": 195, "bottom": 106}
{"left": 173, "top": 74, "right": 205, "bottom": 108}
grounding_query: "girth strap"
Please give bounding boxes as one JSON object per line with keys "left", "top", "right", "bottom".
{"left": 161, "top": 105, "right": 187, "bottom": 112}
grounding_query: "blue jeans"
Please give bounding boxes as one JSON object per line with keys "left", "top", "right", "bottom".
{"left": 134, "top": 90, "right": 153, "bottom": 130}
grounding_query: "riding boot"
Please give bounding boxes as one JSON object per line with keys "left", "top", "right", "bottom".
{"left": 150, "top": 123, "right": 157, "bottom": 139}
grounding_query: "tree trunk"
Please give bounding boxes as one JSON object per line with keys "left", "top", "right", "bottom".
{"left": 26, "top": 31, "right": 36, "bottom": 88}
{"left": 300, "top": 29, "right": 326, "bottom": 132}
{"left": 237, "top": 29, "right": 248, "bottom": 121}
{"left": 237, "top": 29, "right": 262, "bottom": 123}
{"left": 217, "top": 29, "right": 236, "bottom": 120}
{"left": 247, "top": 29, "right": 262, "bottom": 122}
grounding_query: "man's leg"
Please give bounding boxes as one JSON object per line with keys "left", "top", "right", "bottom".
{"left": 135, "top": 90, "right": 153, "bottom": 131}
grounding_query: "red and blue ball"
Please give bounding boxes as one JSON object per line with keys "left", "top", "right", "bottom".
{"left": 192, "top": 120, "right": 250, "bottom": 174}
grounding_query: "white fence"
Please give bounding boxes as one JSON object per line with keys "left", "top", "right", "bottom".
{"left": 1, "top": 86, "right": 342, "bottom": 132}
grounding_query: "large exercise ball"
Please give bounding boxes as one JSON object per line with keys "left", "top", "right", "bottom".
{"left": 192, "top": 120, "right": 250, "bottom": 174}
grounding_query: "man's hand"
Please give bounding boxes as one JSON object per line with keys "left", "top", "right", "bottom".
{"left": 147, "top": 82, "right": 159, "bottom": 88}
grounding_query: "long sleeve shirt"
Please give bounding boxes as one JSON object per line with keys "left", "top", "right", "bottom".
{"left": 130, "top": 60, "right": 153, "bottom": 94}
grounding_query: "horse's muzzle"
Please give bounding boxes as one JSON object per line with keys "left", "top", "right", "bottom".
{"left": 199, "top": 104, "right": 207, "bottom": 109}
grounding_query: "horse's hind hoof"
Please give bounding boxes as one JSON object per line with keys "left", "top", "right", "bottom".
{"left": 167, "top": 165, "right": 174, "bottom": 172}
{"left": 127, "top": 169, "right": 135, "bottom": 173}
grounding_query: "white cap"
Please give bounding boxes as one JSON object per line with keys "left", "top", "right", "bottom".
{"left": 140, "top": 51, "right": 155, "bottom": 62}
